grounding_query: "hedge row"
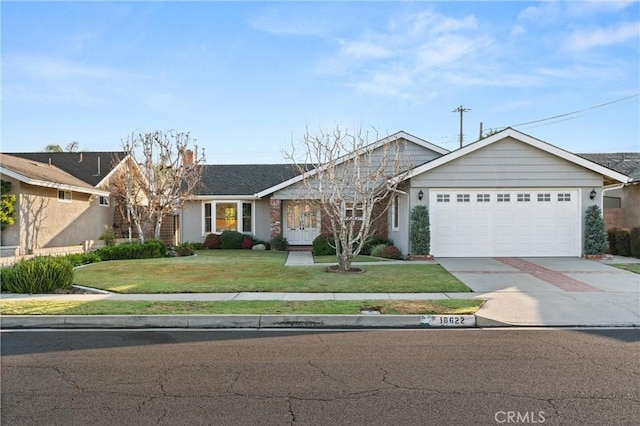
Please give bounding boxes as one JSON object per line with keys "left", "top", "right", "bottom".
{"left": 607, "top": 227, "right": 640, "bottom": 258}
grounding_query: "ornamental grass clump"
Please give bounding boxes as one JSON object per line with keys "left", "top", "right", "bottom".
{"left": 1, "top": 256, "right": 74, "bottom": 294}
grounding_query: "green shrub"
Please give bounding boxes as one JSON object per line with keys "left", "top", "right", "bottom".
{"left": 370, "top": 244, "right": 403, "bottom": 260}
{"left": 583, "top": 205, "right": 608, "bottom": 255}
{"left": 173, "top": 243, "right": 194, "bottom": 256}
{"left": 1, "top": 256, "right": 74, "bottom": 294}
{"left": 410, "top": 205, "right": 431, "bottom": 255}
{"left": 607, "top": 228, "right": 618, "bottom": 255}
{"left": 270, "top": 235, "right": 289, "bottom": 251}
{"left": 99, "top": 225, "right": 117, "bottom": 247}
{"left": 203, "top": 234, "right": 221, "bottom": 249}
{"left": 66, "top": 252, "right": 102, "bottom": 267}
{"left": 312, "top": 234, "right": 336, "bottom": 256}
{"left": 182, "top": 241, "right": 206, "bottom": 250}
{"left": 361, "top": 236, "right": 389, "bottom": 256}
{"left": 95, "top": 240, "right": 167, "bottom": 261}
{"left": 631, "top": 227, "right": 640, "bottom": 259}
{"left": 220, "top": 230, "right": 244, "bottom": 249}
{"left": 615, "top": 228, "right": 631, "bottom": 257}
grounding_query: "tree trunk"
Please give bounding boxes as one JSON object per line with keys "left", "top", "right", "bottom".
{"left": 154, "top": 211, "right": 163, "bottom": 241}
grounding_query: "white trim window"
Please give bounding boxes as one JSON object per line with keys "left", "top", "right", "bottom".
{"left": 203, "top": 201, "right": 253, "bottom": 235}
{"left": 391, "top": 195, "right": 399, "bottom": 231}
{"left": 344, "top": 202, "right": 364, "bottom": 220}
{"left": 58, "top": 190, "right": 72, "bottom": 202}
{"left": 99, "top": 196, "right": 110, "bottom": 207}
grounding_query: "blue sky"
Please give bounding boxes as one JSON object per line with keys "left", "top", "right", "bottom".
{"left": 2, "top": 1, "right": 639, "bottom": 163}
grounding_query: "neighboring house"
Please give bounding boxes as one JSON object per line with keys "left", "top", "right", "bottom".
{"left": 180, "top": 128, "right": 630, "bottom": 257}
{"left": 577, "top": 153, "right": 640, "bottom": 229}
{"left": 0, "top": 152, "right": 128, "bottom": 254}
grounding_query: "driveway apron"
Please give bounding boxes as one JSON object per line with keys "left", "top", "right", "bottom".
{"left": 437, "top": 257, "right": 640, "bottom": 327}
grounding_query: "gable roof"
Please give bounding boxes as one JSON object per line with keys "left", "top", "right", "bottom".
{"left": 399, "top": 128, "right": 630, "bottom": 185}
{"left": 0, "top": 154, "right": 110, "bottom": 196}
{"left": 7, "top": 152, "right": 128, "bottom": 187}
{"left": 255, "top": 130, "right": 447, "bottom": 198}
{"left": 577, "top": 153, "right": 640, "bottom": 182}
{"left": 194, "top": 164, "right": 308, "bottom": 197}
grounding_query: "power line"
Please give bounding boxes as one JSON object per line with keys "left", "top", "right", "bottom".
{"left": 495, "top": 93, "right": 639, "bottom": 130}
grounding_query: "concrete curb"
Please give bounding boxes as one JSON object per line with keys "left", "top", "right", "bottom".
{"left": 1, "top": 314, "right": 478, "bottom": 329}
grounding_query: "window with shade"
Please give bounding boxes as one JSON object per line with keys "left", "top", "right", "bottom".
{"left": 203, "top": 201, "right": 253, "bottom": 234}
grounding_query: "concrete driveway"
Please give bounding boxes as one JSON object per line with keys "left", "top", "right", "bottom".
{"left": 438, "top": 257, "right": 640, "bottom": 327}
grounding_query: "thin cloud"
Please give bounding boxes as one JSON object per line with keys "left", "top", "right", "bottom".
{"left": 5, "top": 54, "right": 124, "bottom": 81}
{"left": 248, "top": 11, "right": 333, "bottom": 39}
{"left": 340, "top": 41, "right": 392, "bottom": 59}
{"left": 563, "top": 21, "right": 640, "bottom": 50}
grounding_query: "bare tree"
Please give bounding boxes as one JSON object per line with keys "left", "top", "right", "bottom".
{"left": 111, "top": 130, "right": 205, "bottom": 243}
{"left": 287, "top": 126, "right": 411, "bottom": 272}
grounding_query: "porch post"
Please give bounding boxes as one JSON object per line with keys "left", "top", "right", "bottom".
{"left": 270, "top": 198, "right": 282, "bottom": 239}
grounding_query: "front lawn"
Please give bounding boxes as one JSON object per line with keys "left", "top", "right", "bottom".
{"left": 73, "top": 250, "right": 470, "bottom": 293}
{"left": 611, "top": 263, "right": 640, "bottom": 274}
{"left": 0, "top": 299, "right": 483, "bottom": 315}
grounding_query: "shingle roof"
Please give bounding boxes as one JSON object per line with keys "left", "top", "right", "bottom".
{"left": 196, "top": 164, "right": 307, "bottom": 196}
{"left": 0, "top": 153, "right": 107, "bottom": 195}
{"left": 7, "top": 152, "right": 127, "bottom": 186}
{"left": 577, "top": 153, "right": 640, "bottom": 181}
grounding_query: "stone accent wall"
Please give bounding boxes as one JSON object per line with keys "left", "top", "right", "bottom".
{"left": 270, "top": 198, "right": 282, "bottom": 239}
{"left": 604, "top": 208, "right": 625, "bottom": 229}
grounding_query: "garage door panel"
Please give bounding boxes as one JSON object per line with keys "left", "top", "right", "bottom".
{"left": 430, "top": 189, "right": 580, "bottom": 257}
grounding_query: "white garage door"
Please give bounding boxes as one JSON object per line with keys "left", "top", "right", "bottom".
{"left": 430, "top": 189, "right": 581, "bottom": 257}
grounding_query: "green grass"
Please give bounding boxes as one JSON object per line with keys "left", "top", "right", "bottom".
{"left": 0, "top": 299, "right": 483, "bottom": 315}
{"left": 73, "top": 250, "right": 470, "bottom": 294}
{"left": 611, "top": 263, "right": 640, "bottom": 274}
{"left": 313, "top": 255, "right": 390, "bottom": 263}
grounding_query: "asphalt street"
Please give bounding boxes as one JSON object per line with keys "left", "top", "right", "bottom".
{"left": 1, "top": 329, "right": 639, "bottom": 425}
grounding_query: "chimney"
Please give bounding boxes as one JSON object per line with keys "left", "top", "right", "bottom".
{"left": 79, "top": 153, "right": 83, "bottom": 163}
{"left": 183, "top": 150, "right": 195, "bottom": 166}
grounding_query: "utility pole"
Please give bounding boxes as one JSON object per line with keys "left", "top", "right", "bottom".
{"left": 452, "top": 105, "right": 471, "bottom": 148}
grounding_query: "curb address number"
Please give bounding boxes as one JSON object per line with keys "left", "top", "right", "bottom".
{"left": 420, "top": 315, "right": 475, "bottom": 327}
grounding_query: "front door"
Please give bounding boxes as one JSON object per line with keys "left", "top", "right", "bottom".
{"left": 283, "top": 201, "right": 321, "bottom": 245}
